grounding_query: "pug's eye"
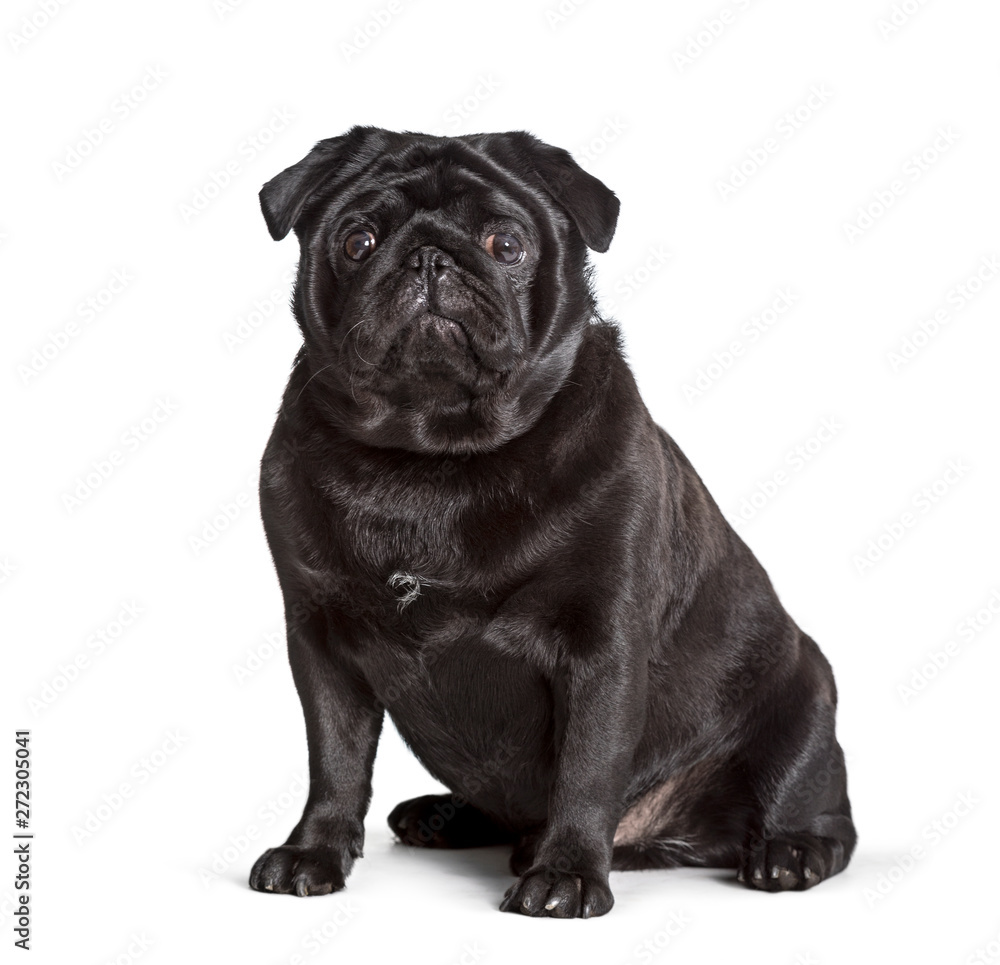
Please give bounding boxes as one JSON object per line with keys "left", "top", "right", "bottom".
{"left": 486, "top": 232, "right": 524, "bottom": 266}
{"left": 344, "top": 229, "right": 377, "bottom": 261}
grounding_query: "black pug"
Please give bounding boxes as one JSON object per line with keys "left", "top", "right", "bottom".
{"left": 247, "top": 126, "right": 856, "bottom": 917}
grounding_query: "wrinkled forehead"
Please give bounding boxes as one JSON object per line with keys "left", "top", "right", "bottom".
{"left": 320, "top": 141, "right": 542, "bottom": 232}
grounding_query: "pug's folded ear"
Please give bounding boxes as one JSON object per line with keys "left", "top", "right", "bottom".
{"left": 505, "top": 132, "right": 620, "bottom": 253}
{"left": 259, "top": 127, "right": 374, "bottom": 241}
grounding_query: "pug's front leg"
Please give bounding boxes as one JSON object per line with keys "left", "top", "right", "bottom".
{"left": 500, "top": 651, "right": 644, "bottom": 919}
{"left": 250, "top": 606, "right": 383, "bottom": 896}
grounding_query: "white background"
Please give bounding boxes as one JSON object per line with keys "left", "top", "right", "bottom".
{"left": 3, "top": 0, "right": 999, "bottom": 962}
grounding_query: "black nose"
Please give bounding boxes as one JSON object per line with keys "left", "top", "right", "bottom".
{"left": 406, "top": 246, "right": 455, "bottom": 274}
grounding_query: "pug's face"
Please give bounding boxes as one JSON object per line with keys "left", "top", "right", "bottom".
{"left": 260, "top": 127, "right": 619, "bottom": 454}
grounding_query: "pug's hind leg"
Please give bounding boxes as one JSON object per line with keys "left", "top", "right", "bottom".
{"left": 738, "top": 828, "right": 852, "bottom": 891}
{"left": 388, "top": 794, "right": 515, "bottom": 848}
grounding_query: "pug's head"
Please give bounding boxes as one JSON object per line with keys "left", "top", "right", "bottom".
{"left": 260, "top": 126, "right": 619, "bottom": 455}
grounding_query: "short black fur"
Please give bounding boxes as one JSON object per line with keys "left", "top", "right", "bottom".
{"left": 247, "top": 126, "right": 856, "bottom": 917}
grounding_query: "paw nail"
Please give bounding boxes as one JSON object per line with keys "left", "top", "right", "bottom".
{"left": 545, "top": 899, "right": 560, "bottom": 910}
{"left": 737, "top": 869, "right": 745, "bottom": 882}
{"left": 804, "top": 867, "right": 815, "bottom": 880}
{"left": 753, "top": 869, "right": 763, "bottom": 881}
{"left": 770, "top": 866, "right": 780, "bottom": 878}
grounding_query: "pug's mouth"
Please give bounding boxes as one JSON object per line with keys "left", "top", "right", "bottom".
{"left": 413, "top": 311, "right": 469, "bottom": 349}
{"left": 347, "top": 311, "right": 480, "bottom": 400}
{"left": 384, "top": 307, "right": 486, "bottom": 375}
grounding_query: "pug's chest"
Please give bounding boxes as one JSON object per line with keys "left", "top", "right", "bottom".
{"left": 327, "top": 521, "right": 548, "bottom": 675}
{"left": 326, "top": 498, "right": 517, "bottom": 616}
{"left": 305, "top": 472, "right": 566, "bottom": 662}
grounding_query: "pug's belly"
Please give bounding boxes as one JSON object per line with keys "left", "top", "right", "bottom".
{"left": 383, "top": 639, "right": 555, "bottom": 828}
